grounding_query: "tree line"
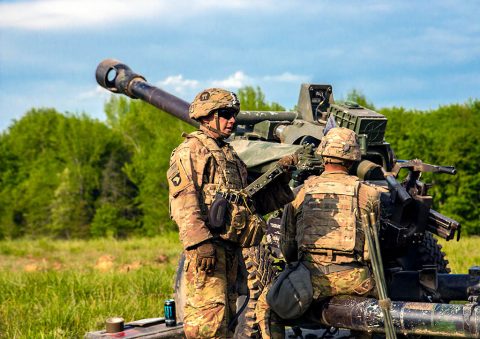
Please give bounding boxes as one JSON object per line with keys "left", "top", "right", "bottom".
{"left": 0, "top": 87, "right": 478, "bottom": 238}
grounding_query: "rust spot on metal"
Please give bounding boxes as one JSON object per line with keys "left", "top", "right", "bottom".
{"left": 404, "top": 302, "right": 433, "bottom": 311}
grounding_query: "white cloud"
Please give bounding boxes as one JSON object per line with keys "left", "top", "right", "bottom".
{"left": 210, "top": 71, "right": 251, "bottom": 89}
{"left": 0, "top": 0, "right": 167, "bottom": 30}
{"left": 0, "top": 0, "right": 401, "bottom": 31}
{"left": 77, "top": 85, "right": 111, "bottom": 100}
{"left": 157, "top": 75, "right": 199, "bottom": 94}
{"left": 0, "top": 0, "right": 277, "bottom": 30}
{"left": 155, "top": 70, "right": 310, "bottom": 93}
{"left": 263, "top": 72, "right": 309, "bottom": 83}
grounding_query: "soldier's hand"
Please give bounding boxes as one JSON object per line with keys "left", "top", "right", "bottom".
{"left": 195, "top": 241, "right": 216, "bottom": 273}
{"left": 278, "top": 154, "right": 299, "bottom": 170}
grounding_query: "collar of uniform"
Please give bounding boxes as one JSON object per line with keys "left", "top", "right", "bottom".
{"left": 322, "top": 169, "right": 349, "bottom": 175}
{"left": 198, "top": 126, "right": 226, "bottom": 146}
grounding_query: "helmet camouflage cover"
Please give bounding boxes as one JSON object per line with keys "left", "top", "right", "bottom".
{"left": 317, "top": 127, "right": 361, "bottom": 161}
{"left": 189, "top": 88, "right": 240, "bottom": 120}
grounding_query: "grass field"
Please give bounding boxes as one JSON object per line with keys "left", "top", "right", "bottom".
{"left": 0, "top": 233, "right": 182, "bottom": 338}
{"left": 0, "top": 234, "right": 478, "bottom": 338}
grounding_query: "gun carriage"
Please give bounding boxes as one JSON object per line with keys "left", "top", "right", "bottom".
{"left": 87, "top": 59, "right": 480, "bottom": 338}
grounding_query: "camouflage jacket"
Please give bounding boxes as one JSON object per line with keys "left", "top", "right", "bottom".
{"left": 168, "top": 129, "right": 248, "bottom": 250}
{"left": 281, "top": 169, "right": 386, "bottom": 264}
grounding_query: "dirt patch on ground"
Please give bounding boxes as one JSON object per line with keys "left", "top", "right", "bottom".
{"left": 94, "top": 255, "right": 115, "bottom": 271}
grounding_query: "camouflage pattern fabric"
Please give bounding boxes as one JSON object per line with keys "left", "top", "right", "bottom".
{"left": 168, "top": 129, "right": 247, "bottom": 338}
{"left": 281, "top": 171, "right": 387, "bottom": 264}
{"left": 256, "top": 286, "right": 286, "bottom": 339}
{"left": 257, "top": 168, "right": 386, "bottom": 339}
{"left": 189, "top": 88, "right": 240, "bottom": 120}
{"left": 317, "top": 127, "right": 361, "bottom": 161}
{"left": 169, "top": 129, "right": 292, "bottom": 336}
{"left": 255, "top": 265, "right": 374, "bottom": 339}
{"left": 183, "top": 244, "right": 239, "bottom": 338}
{"left": 305, "top": 262, "right": 375, "bottom": 299}
{"left": 168, "top": 130, "right": 248, "bottom": 250}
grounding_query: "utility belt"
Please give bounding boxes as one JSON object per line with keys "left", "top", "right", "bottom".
{"left": 301, "top": 248, "right": 364, "bottom": 265}
{"left": 309, "top": 262, "right": 365, "bottom": 275}
{"left": 207, "top": 189, "right": 265, "bottom": 248}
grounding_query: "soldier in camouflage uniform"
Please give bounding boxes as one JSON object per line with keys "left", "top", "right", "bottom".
{"left": 256, "top": 127, "right": 386, "bottom": 339}
{"left": 168, "top": 88, "right": 295, "bottom": 338}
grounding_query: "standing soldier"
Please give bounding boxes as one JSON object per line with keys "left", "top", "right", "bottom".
{"left": 256, "top": 127, "right": 386, "bottom": 339}
{"left": 168, "top": 88, "right": 295, "bottom": 338}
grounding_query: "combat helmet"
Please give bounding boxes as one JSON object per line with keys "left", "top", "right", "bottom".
{"left": 189, "top": 88, "right": 240, "bottom": 120}
{"left": 317, "top": 127, "right": 361, "bottom": 162}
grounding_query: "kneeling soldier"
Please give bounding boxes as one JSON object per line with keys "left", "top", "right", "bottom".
{"left": 256, "top": 127, "right": 386, "bottom": 339}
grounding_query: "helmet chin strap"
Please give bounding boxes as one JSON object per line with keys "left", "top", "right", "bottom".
{"left": 201, "top": 111, "right": 230, "bottom": 139}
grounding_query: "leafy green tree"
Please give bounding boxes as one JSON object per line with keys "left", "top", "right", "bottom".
{"left": 238, "top": 86, "right": 285, "bottom": 111}
{"left": 345, "top": 89, "right": 376, "bottom": 110}
{"left": 381, "top": 100, "right": 480, "bottom": 234}
{"left": 0, "top": 109, "right": 137, "bottom": 239}
{"left": 104, "top": 96, "right": 193, "bottom": 235}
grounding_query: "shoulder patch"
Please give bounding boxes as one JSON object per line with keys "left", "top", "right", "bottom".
{"left": 167, "top": 160, "right": 192, "bottom": 197}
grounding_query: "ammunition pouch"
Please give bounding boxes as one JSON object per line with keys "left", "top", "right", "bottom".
{"left": 238, "top": 213, "right": 266, "bottom": 248}
{"left": 208, "top": 193, "right": 229, "bottom": 230}
{"left": 207, "top": 189, "right": 266, "bottom": 248}
{"left": 266, "top": 261, "right": 313, "bottom": 319}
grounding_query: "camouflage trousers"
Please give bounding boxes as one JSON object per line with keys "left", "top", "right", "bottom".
{"left": 306, "top": 261, "right": 374, "bottom": 299}
{"left": 182, "top": 244, "right": 239, "bottom": 339}
{"left": 255, "top": 260, "right": 374, "bottom": 339}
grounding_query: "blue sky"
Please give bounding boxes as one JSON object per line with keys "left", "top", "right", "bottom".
{"left": 1, "top": 0, "right": 479, "bottom": 132}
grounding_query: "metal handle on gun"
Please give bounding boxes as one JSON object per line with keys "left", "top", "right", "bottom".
{"left": 243, "top": 161, "right": 292, "bottom": 199}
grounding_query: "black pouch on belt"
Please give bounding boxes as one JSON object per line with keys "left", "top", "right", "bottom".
{"left": 208, "top": 193, "right": 229, "bottom": 231}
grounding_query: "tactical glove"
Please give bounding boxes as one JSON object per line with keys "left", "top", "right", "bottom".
{"left": 195, "top": 241, "right": 216, "bottom": 273}
{"left": 277, "top": 154, "right": 299, "bottom": 170}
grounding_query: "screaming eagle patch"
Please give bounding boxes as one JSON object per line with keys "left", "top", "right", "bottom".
{"left": 167, "top": 160, "right": 191, "bottom": 197}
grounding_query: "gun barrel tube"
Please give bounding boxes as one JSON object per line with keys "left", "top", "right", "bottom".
{"left": 235, "top": 111, "right": 298, "bottom": 125}
{"left": 317, "top": 296, "right": 480, "bottom": 338}
{"left": 95, "top": 59, "right": 199, "bottom": 127}
{"left": 438, "top": 166, "right": 457, "bottom": 175}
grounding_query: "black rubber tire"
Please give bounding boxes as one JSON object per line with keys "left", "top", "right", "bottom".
{"left": 416, "top": 232, "right": 450, "bottom": 273}
{"left": 234, "top": 244, "right": 282, "bottom": 338}
{"left": 396, "top": 232, "right": 450, "bottom": 273}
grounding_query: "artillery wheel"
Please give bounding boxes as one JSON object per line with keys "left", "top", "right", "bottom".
{"left": 417, "top": 232, "right": 450, "bottom": 273}
{"left": 397, "top": 232, "right": 450, "bottom": 273}
{"left": 234, "top": 244, "right": 283, "bottom": 338}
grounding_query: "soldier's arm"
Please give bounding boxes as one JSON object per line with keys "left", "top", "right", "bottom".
{"left": 358, "top": 183, "right": 388, "bottom": 216}
{"left": 280, "top": 187, "right": 305, "bottom": 262}
{"left": 357, "top": 183, "right": 388, "bottom": 261}
{"left": 168, "top": 145, "right": 213, "bottom": 250}
{"left": 253, "top": 178, "right": 295, "bottom": 215}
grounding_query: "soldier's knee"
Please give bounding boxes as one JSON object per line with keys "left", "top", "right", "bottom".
{"left": 184, "top": 302, "right": 226, "bottom": 338}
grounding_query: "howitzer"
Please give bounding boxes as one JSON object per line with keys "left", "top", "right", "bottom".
{"left": 88, "top": 59, "right": 480, "bottom": 338}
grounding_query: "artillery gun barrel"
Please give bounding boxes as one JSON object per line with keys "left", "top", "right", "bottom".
{"left": 95, "top": 59, "right": 297, "bottom": 129}
{"left": 315, "top": 296, "right": 480, "bottom": 338}
{"left": 96, "top": 59, "right": 199, "bottom": 127}
{"left": 235, "top": 111, "right": 298, "bottom": 125}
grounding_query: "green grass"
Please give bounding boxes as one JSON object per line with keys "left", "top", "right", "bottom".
{"left": 0, "top": 235, "right": 478, "bottom": 338}
{"left": 0, "top": 234, "right": 182, "bottom": 338}
{"left": 438, "top": 236, "right": 480, "bottom": 273}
